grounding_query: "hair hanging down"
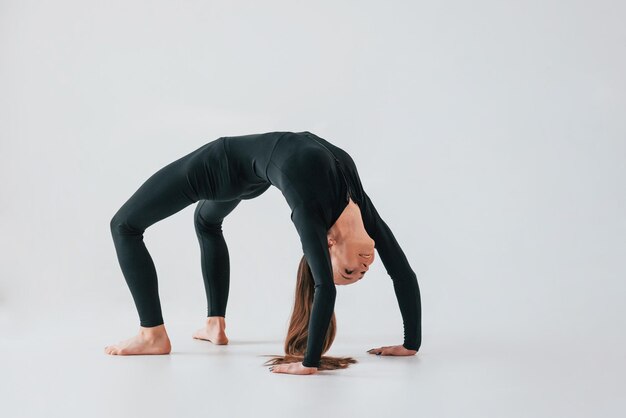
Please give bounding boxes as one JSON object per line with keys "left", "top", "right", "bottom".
{"left": 262, "top": 255, "right": 357, "bottom": 370}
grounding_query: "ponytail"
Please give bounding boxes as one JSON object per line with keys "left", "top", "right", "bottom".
{"left": 262, "top": 255, "right": 357, "bottom": 370}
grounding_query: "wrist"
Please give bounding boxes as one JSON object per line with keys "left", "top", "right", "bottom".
{"left": 402, "top": 342, "right": 418, "bottom": 351}
{"left": 301, "top": 361, "right": 319, "bottom": 369}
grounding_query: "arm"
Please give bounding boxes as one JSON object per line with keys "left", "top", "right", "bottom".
{"left": 290, "top": 202, "right": 337, "bottom": 368}
{"left": 361, "top": 190, "right": 422, "bottom": 351}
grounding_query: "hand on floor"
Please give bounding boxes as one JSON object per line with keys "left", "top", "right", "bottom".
{"left": 367, "top": 344, "right": 417, "bottom": 356}
{"left": 268, "top": 361, "right": 318, "bottom": 375}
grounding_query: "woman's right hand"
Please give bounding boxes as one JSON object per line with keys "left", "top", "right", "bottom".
{"left": 269, "top": 362, "right": 318, "bottom": 375}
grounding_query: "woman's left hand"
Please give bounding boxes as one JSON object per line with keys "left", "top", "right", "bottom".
{"left": 269, "top": 362, "right": 318, "bottom": 375}
{"left": 367, "top": 344, "right": 417, "bottom": 356}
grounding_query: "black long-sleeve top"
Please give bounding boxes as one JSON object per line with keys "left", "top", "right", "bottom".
{"left": 222, "top": 131, "right": 422, "bottom": 368}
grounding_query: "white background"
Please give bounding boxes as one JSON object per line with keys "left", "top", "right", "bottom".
{"left": 1, "top": 1, "right": 624, "bottom": 417}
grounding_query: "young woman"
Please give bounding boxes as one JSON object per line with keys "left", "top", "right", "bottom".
{"left": 105, "top": 131, "right": 421, "bottom": 375}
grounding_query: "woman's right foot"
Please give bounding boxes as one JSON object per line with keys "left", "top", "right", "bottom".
{"left": 192, "top": 316, "right": 229, "bottom": 345}
{"left": 105, "top": 324, "right": 172, "bottom": 355}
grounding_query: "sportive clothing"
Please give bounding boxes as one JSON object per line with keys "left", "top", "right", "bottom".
{"left": 110, "top": 131, "right": 422, "bottom": 368}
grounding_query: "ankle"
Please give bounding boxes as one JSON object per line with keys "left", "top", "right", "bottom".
{"left": 206, "top": 316, "right": 226, "bottom": 328}
{"left": 139, "top": 324, "right": 167, "bottom": 340}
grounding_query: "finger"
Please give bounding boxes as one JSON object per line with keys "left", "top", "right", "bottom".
{"left": 269, "top": 364, "right": 280, "bottom": 373}
{"left": 383, "top": 348, "right": 398, "bottom": 355}
{"left": 393, "top": 346, "right": 408, "bottom": 355}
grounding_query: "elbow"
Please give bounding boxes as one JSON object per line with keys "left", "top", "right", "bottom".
{"left": 314, "top": 283, "right": 337, "bottom": 300}
{"left": 389, "top": 268, "right": 418, "bottom": 284}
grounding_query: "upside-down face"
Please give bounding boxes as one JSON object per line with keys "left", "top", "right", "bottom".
{"left": 327, "top": 236, "right": 375, "bottom": 285}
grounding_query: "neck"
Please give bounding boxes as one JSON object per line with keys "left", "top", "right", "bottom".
{"left": 329, "top": 201, "right": 373, "bottom": 246}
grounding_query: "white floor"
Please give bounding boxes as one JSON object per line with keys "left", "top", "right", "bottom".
{"left": 1, "top": 311, "right": 623, "bottom": 418}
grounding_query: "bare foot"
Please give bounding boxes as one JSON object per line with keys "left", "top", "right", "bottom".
{"left": 192, "top": 316, "right": 229, "bottom": 345}
{"left": 105, "top": 324, "right": 172, "bottom": 355}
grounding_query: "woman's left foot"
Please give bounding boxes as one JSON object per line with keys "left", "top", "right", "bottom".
{"left": 105, "top": 324, "right": 172, "bottom": 355}
{"left": 192, "top": 316, "right": 229, "bottom": 345}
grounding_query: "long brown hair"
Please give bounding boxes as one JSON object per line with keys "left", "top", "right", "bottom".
{"left": 262, "top": 255, "right": 357, "bottom": 370}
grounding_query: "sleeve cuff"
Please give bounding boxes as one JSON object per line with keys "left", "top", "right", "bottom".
{"left": 402, "top": 342, "right": 420, "bottom": 351}
{"left": 302, "top": 359, "right": 320, "bottom": 368}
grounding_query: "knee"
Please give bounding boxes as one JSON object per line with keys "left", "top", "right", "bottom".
{"left": 193, "top": 213, "right": 223, "bottom": 234}
{"left": 110, "top": 213, "right": 124, "bottom": 236}
{"left": 110, "top": 212, "right": 140, "bottom": 237}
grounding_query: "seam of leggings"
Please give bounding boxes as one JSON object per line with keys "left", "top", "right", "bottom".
{"left": 197, "top": 200, "right": 216, "bottom": 315}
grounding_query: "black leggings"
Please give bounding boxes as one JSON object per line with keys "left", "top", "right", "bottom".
{"left": 109, "top": 138, "right": 242, "bottom": 327}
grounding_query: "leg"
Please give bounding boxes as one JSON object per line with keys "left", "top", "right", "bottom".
{"left": 106, "top": 150, "right": 202, "bottom": 355}
{"left": 192, "top": 199, "right": 242, "bottom": 344}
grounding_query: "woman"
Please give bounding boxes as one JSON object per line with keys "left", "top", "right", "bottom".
{"left": 105, "top": 131, "right": 421, "bottom": 375}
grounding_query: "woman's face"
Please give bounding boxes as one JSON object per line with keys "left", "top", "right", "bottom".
{"left": 328, "top": 236, "right": 376, "bottom": 285}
